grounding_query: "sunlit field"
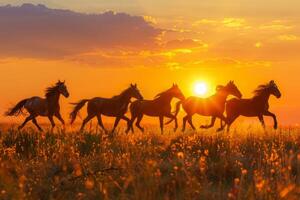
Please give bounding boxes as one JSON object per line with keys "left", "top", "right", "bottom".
{"left": 1, "top": 124, "right": 300, "bottom": 200}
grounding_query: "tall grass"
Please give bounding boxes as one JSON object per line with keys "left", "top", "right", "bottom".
{"left": 0, "top": 126, "right": 300, "bottom": 199}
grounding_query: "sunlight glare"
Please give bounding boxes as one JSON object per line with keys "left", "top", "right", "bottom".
{"left": 194, "top": 82, "right": 208, "bottom": 96}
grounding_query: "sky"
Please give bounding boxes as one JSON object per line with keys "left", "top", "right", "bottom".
{"left": 0, "top": 1, "right": 299, "bottom": 125}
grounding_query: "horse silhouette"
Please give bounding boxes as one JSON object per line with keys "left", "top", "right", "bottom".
{"left": 126, "top": 84, "right": 185, "bottom": 134}
{"left": 167, "top": 81, "right": 242, "bottom": 132}
{"left": 224, "top": 80, "right": 281, "bottom": 131}
{"left": 70, "top": 84, "right": 143, "bottom": 132}
{"left": 6, "top": 80, "right": 70, "bottom": 131}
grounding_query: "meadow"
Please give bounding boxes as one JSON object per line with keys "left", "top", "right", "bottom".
{"left": 0, "top": 124, "right": 300, "bottom": 200}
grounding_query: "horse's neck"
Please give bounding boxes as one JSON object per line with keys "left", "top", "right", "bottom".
{"left": 116, "top": 92, "right": 131, "bottom": 105}
{"left": 156, "top": 94, "right": 173, "bottom": 104}
{"left": 214, "top": 92, "right": 228, "bottom": 103}
{"left": 47, "top": 93, "right": 60, "bottom": 106}
{"left": 254, "top": 92, "right": 270, "bottom": 104}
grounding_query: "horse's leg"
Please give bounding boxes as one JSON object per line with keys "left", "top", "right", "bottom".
{"left": 126, "top": 115, "right": 137, "bottom": 133}
{"left": 159, "top": 116, "right": 164, "bottom": 134}
{"left": 187, "top": 115, "right": 196, "bottom": 130}
{"left": 216, "top": 115, "right": 227, "bottom": 132}
{"left": 120, "top": 116, "right": 131, "bottom": 133}
{"left": 263, "top": 111, "right": 278, "bottom": 129}
{"left": 135, "top": 114, "right": 144, "bottom": 132}
{"left": 112, "top": 117, "right": 121, "bottom": 133}
{"left": 258, "top": 115, "right": 265, "bottom": 128}
{"left": 80, "top": 114, "right": 95, "bottom": 132}
{"left": 18, "top": 115, "right": 34, "bottom": 130}
{"left": 182, "top": 115, "right": 188, "bottom": 132}
{"left": 32, "top": 118, "right": 43, "bottom": 132}
{"left": 220, "top": 119, "right": 224, "bottom": 130}
{"left": 226, "top": 115, "right": 238, "bottom": 132}
{"left": 54, "top": 112, "right": 65, "bottom": 125}
{"left": 96, "top": 114, "right": 107, "bottom": 132}
{"left": 48, "top": 115, "right": 55, "bottom": 131}
{"left": 200, "top": 117, "right": 216, "bottom": 129}
{"left": 165, "top": 113, "right": 178, "bottom": 132}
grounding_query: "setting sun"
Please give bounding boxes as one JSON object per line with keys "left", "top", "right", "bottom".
{"left": 194, "top": 82, "right": 208, "bottom": 96}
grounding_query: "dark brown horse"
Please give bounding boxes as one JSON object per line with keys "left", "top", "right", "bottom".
{"left": 70, "top": 84, "right": 143, "bottom": 132}
{"left": 6, "top": 80, "right": 70, "bottom": 131}
{"left": 225, "top": 80, "right": 281, "bottom": 131}
{"left": 126, "top": 84, "right": 185, "bottom": 134}
{"left": 168, "top": 81, "right": 242, "bottom": 132}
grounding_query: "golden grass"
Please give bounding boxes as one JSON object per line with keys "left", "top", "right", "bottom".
{"left": 0, "top": 125, "right": 300, "bottom": 200}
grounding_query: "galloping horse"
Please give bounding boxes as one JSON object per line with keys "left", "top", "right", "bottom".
{"left": 70, "top": 84, "right": 143, "bottom": 132}
{"left": 167, "top": 81, "right": 242, "bottom": 132}
{"left": 225, "top": 80, "right": 281, "bottom": 131}
{"left": 6, "top": 80, "right": 70, "bottom": 131}
{"left": 126, "top": 84, "right": 185, "bottom": 134}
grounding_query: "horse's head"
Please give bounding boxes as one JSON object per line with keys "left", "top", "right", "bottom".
{"left": 170, "top": 83, "right": 185, "bottom": 100}
{"left": 129, "top": 83, "right": 143, "bottom": 100}
{"left": 217, "top": 81, "right": 242, "bottom": 98}
{"left": 56, "top": 80, "right": 70, "bottom": 98}
{"left": 226, "top": 81, "right": 242, "bottom": 98}
{"left": 268, "top": 80, "right": 281, "bottom": 98}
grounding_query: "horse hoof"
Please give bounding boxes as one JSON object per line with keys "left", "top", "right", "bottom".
{"left": 274, "top": 125, "right": 278, "bottom": 130}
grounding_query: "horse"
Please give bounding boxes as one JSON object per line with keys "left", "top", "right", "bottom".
{"left": 70, "top": 84, "right": 143, "bottom": 132}
{"left": 126, "top": 84, "right": 185, "bottom": 134}
{"left": 224, "top": 80, "right": 281, "bottom": 131}
{"left": 6, "top": 80, "right": 70, "bottom": 131}
{"left": 167, "top": 81, "right": 242, "bottom": 132}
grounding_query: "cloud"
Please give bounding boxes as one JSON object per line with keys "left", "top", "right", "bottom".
{"left": 0, "top": 4, "right": 162, "bottom": 59}
{"left": 222, "top": 18, "right": 246, "bottom": 28}
{"left": 277, "top": 34, "right": 299, "bottom": 41}
{"left": 259, "top": 20, "right": 293, "bottom": 31}
{"left": 164, "top": 39, "right": 206, "bottom": 49}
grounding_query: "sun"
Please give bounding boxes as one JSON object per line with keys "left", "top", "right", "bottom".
{"left": 194, "top": 82, "right": 208, "bottom": 96}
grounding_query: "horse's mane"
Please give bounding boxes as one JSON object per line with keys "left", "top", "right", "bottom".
{"left": 155, "top": 88, "right": 171, "bottom": 99}
{"left": 112, "top": 87, "right": 131, "bottom": 99}
{"left": 45, "top": 83, "right": 60, "bottom": 98}
{"left": 253, "top": 83, "right": 270, "bottom": 97}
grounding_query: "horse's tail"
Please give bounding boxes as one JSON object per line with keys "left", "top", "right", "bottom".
{"left": 5, "top": 99, "right": 28, "bottom": 116}
{"left": 165, "top": 101, "right": 182, "bottom": 125}
{"left": 70, "top": 99, "right": 89, "bottom": 124}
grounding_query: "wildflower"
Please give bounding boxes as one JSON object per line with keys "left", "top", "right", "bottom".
{"left": 85, "top": 178, "right": 95, "bottom": 190}
{"left": 177, "top": 152, "right": 184, "bottom": 159}
{"left": 198, "top": 156, "right": 207, "bottom": 173}
{"left": 18, "top": 175, "right": 26, "bottom": 189}
{"left": 242, "top": 169, "right": 248, "bottom": 175}
{"left": 280, "top": 184, "right": 295, "bottom": 198}
{"left": 74, "top": 163, "right": 82, "bottom": 177}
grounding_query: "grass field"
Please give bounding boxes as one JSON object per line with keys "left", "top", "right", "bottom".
{"left": 0, "top": 125, "right": 300, "bottom": 200}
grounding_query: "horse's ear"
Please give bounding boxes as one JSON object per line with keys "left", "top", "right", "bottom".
{"left": 130, "top": 83, "right": 133, "bottom": 87}
{"left": 134, "top": 83, "right": 137, "bottom": 87}
{"left": 270, "top": 80, "right": 275, "bottom": 84}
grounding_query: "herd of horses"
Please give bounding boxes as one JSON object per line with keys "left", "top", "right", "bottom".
{"left": 5, "top": 80, "right": 281, "bottom": 133}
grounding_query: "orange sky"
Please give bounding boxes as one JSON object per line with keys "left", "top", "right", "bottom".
{"left": 0, "top": 1, "right": 299, "bottom": 126}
